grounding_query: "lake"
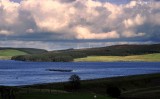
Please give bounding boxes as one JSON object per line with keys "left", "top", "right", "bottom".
{"left": 0, "top": 60, "right": 160, "bottom": 86}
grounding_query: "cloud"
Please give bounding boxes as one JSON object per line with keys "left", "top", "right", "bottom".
{"left": 0, "top": 0, "right": 159, "bottom": 46}
{"left": 0, "top": 30, "right": 13, "bottom": 35}
{"left": 74, "top": 26, "right": 120, "bottom": 39}
{"left": 122, "top": 31, "right": 145, "bottom": 38}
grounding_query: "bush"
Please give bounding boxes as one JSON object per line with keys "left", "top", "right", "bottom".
{"left": 106, "top": 85, "right": 121, "bottom": 98}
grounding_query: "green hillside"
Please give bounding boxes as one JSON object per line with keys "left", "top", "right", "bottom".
{"left": 74, "top": 53, "right": 160, "bottom": 62}
{"left": 11, "top": 44, "right": 160, "bottom": 62}
{"left": 0, "top": 48, "right": 47, "bottom": 54}
{"left": 0, "top": 48, "right": 48, "bottom": 60}
{"left": 0, "top": 49, "right": 27, "bottom": 56}
{"left": 0, "top": 49, "right": 28, "bottom": 60}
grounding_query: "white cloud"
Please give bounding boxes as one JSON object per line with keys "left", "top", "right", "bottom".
{"left": 123, "top": 14, "right": 146, "bottom": 28}
{"left": 122, "top": 31, "right": 145, "bottom": 38}
{"left": 126, "top": 1, "right": 137, "bottom": 8}
{"left": 0, "top": 30, "right": 13, "bottom": 35}
{"left": 26, "top": 28, "right": 34, "bottom": 33}
{"left": 0, "top": 0, "right": 19, "bottom": 24}
{"left": 74, "top": 26, "right": 119, "bottom": 39}
{"left": 0, "top": 0, "right": 159, "bottom": 41}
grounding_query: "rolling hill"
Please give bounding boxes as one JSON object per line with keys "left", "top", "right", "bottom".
{"left": 0, "top": 48, "right": 47, "bottom": 54}
{"left": 11, "top": 44, "right": 160, "bottom": 62}
{"left": 0, "top": 48, "right": 47, "bottom": 60}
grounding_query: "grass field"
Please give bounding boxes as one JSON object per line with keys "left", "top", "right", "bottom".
{"left": 0, "top": 73, "right": 160, "bottom": 99}
{"left": 15, "top": 93, "right": 110, "bottom": 99}
{"left": 74, "top": 53, "right": 160, "bottom": 62}
{"left": 0, "top": 49, "right": 27, "bottom": 59}
{"left": 24, "top": 73, "right": 160, "bottom": 99}
{"left": 121, "top": 86, "right": 160, "bottom": 99}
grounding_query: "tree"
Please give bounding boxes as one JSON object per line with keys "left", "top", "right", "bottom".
{"left": 106, "top": 85, "right": 121, "bottom": 98}
{"left": 69, "top": 74, "right": 81, "bottom": 90}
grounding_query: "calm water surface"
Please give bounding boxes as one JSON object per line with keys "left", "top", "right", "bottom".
{"left": 0, "top": 60, "right": 160, "bottom": 86}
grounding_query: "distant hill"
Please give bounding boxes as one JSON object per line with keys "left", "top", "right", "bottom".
{"left": 0, "top": 48, "right": 47, "bottom": 54}
{"left": 11, "top": 44, "right": 160, "bottom": 62}
{"left": 73, "top": 44, "right": 160, "bottom": 56}
{"left": 0, "top": 49, "right": 27, "bottom": 56}
{"left": 0, "top": 48, "right": 47, "bottom": 60}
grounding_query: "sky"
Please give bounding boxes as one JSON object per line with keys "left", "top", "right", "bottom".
{"left": 0, "top": 0, "right": 160, "bottom": 50}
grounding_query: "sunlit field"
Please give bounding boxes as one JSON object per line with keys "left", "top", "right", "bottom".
{"left": 0, "top": 49, "right": 27, "bottom": 59}
{"left": 75, "top": 53, "right": 160, "bottom": 62}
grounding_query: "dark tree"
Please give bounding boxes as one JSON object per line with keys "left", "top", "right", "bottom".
{"left": 0, "top": 87, "right": 15, "bottom": 99}
{"left": 106, "top": 86, "right": 121, "bottom": 98}
{"left": 69, "top": 74, "right": 81, "bottom": 90}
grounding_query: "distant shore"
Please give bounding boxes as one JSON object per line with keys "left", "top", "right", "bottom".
{"left": 74, "top": 53, "right": 160, "bottom": 62}
{"left": 0, "top": 56, "right": 12, "bottom": 60}
{"left": 1, "top": 53, "right": 160, "bottom": 62}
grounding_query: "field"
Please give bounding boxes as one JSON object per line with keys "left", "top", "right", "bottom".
{"left": 0, "top": 73, "right": 160, "bottom": 99}
{"left": 74, "top": 53, "right": 160, "bottom": 62}
{"left": 22, "top": 73, "right": 160, "bottom": 99}
{"left": 0, "top": 49, "right": 27, "bottom": 59}
{"left": 15, "top": 93, "right": 110, "bottom": 99}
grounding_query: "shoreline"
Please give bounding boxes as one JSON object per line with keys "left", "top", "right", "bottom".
{"left": 15, "top": 73, "right": 160, "bottom": 88}
{"left": 0, "top": 73, "right": 158, "bottom": 87}
{"left": 1, "top": 73, "right": 160, "bottom": 99}
{"left": 1, "top": 59, "right": 160, "bottom": 62}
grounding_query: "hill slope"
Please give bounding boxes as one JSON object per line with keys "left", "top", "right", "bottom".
{"left": 0, "top": 48, "right": 48, "bottom": 60}
{"left": 0, "top": 49, "right": 28, "bottom": 60}
{"left": 0, "top": 48, "right": 47, "bottom": 54}
{"left": 11, "top": 44, "right": 160, "bottom": 62}
{"left": 0, "top": 49, "right": 27, "bottom": 56}
{"left": 73, "top": 44, "right": 160, "bottom": 56}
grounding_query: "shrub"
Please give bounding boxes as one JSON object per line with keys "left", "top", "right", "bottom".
{"left": 106, "top": 85, "right": 121, "bottom": 98}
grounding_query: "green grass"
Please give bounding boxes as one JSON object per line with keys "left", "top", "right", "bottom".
{"left": 0, "top": 49, "right": 28, "bottom": 59}
{"left": 0, "top": 56, "right": 12, "bottom": 60}
{"left": 0, "top": 49, "right": 27, "bottom": 56}
{"left": 26, "top": 73, "right": 160, "bottom": 97}
{"left": 19, "top": 73, "right": 160, "bottom": 99}
{"left": 1, "top": 73, "right": 160, "bottom": 99}
{"left": 74, "top": 53, "right": 160, "bottom": 62}
{"left": 121, "top": 86, "right": 160, "bottom": 99}
{"left": 15, "top": 93, "right": 111, "bottom": 99}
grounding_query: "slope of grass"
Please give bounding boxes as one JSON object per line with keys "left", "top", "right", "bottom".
{"left": 0, "top": 56, "right": 12, "bottom": 60}
{"left": 121, "top": 86, "right": 160, "bottom": 99}
{"left": 24, "top": 73, "right": 160, "bottom": 98}
{"left": 1, "top": 73, "right": 160, "bottom": 99}
{"left": 0, "top": 49, "right": 27, "bottom": 56}
{"left": 16, "top": 93, "right": 110, "bottom": 99}
{"left": 0, "top": 48, "right": 47, "bottom": 54}
{"left": 0, "top": 49, "right": 28, "bottom": 59}
{"left": 74, "top": 53, "right": 160, "bottom": 62}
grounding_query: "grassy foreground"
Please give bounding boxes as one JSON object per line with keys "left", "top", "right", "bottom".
{"left": 15, "top": 93, "right": 110, "bottom": 99}
{"left": 0, "top": 73, "right": 160, "bottom": 99}
{"left": 0, "top": 49, "right": 27, "bottom": 60}
{"left": 75, "top": 53, "right": 160, "bottom": 62}
{"left": 23, "top": 73, "right": 160, "bottom": 99}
